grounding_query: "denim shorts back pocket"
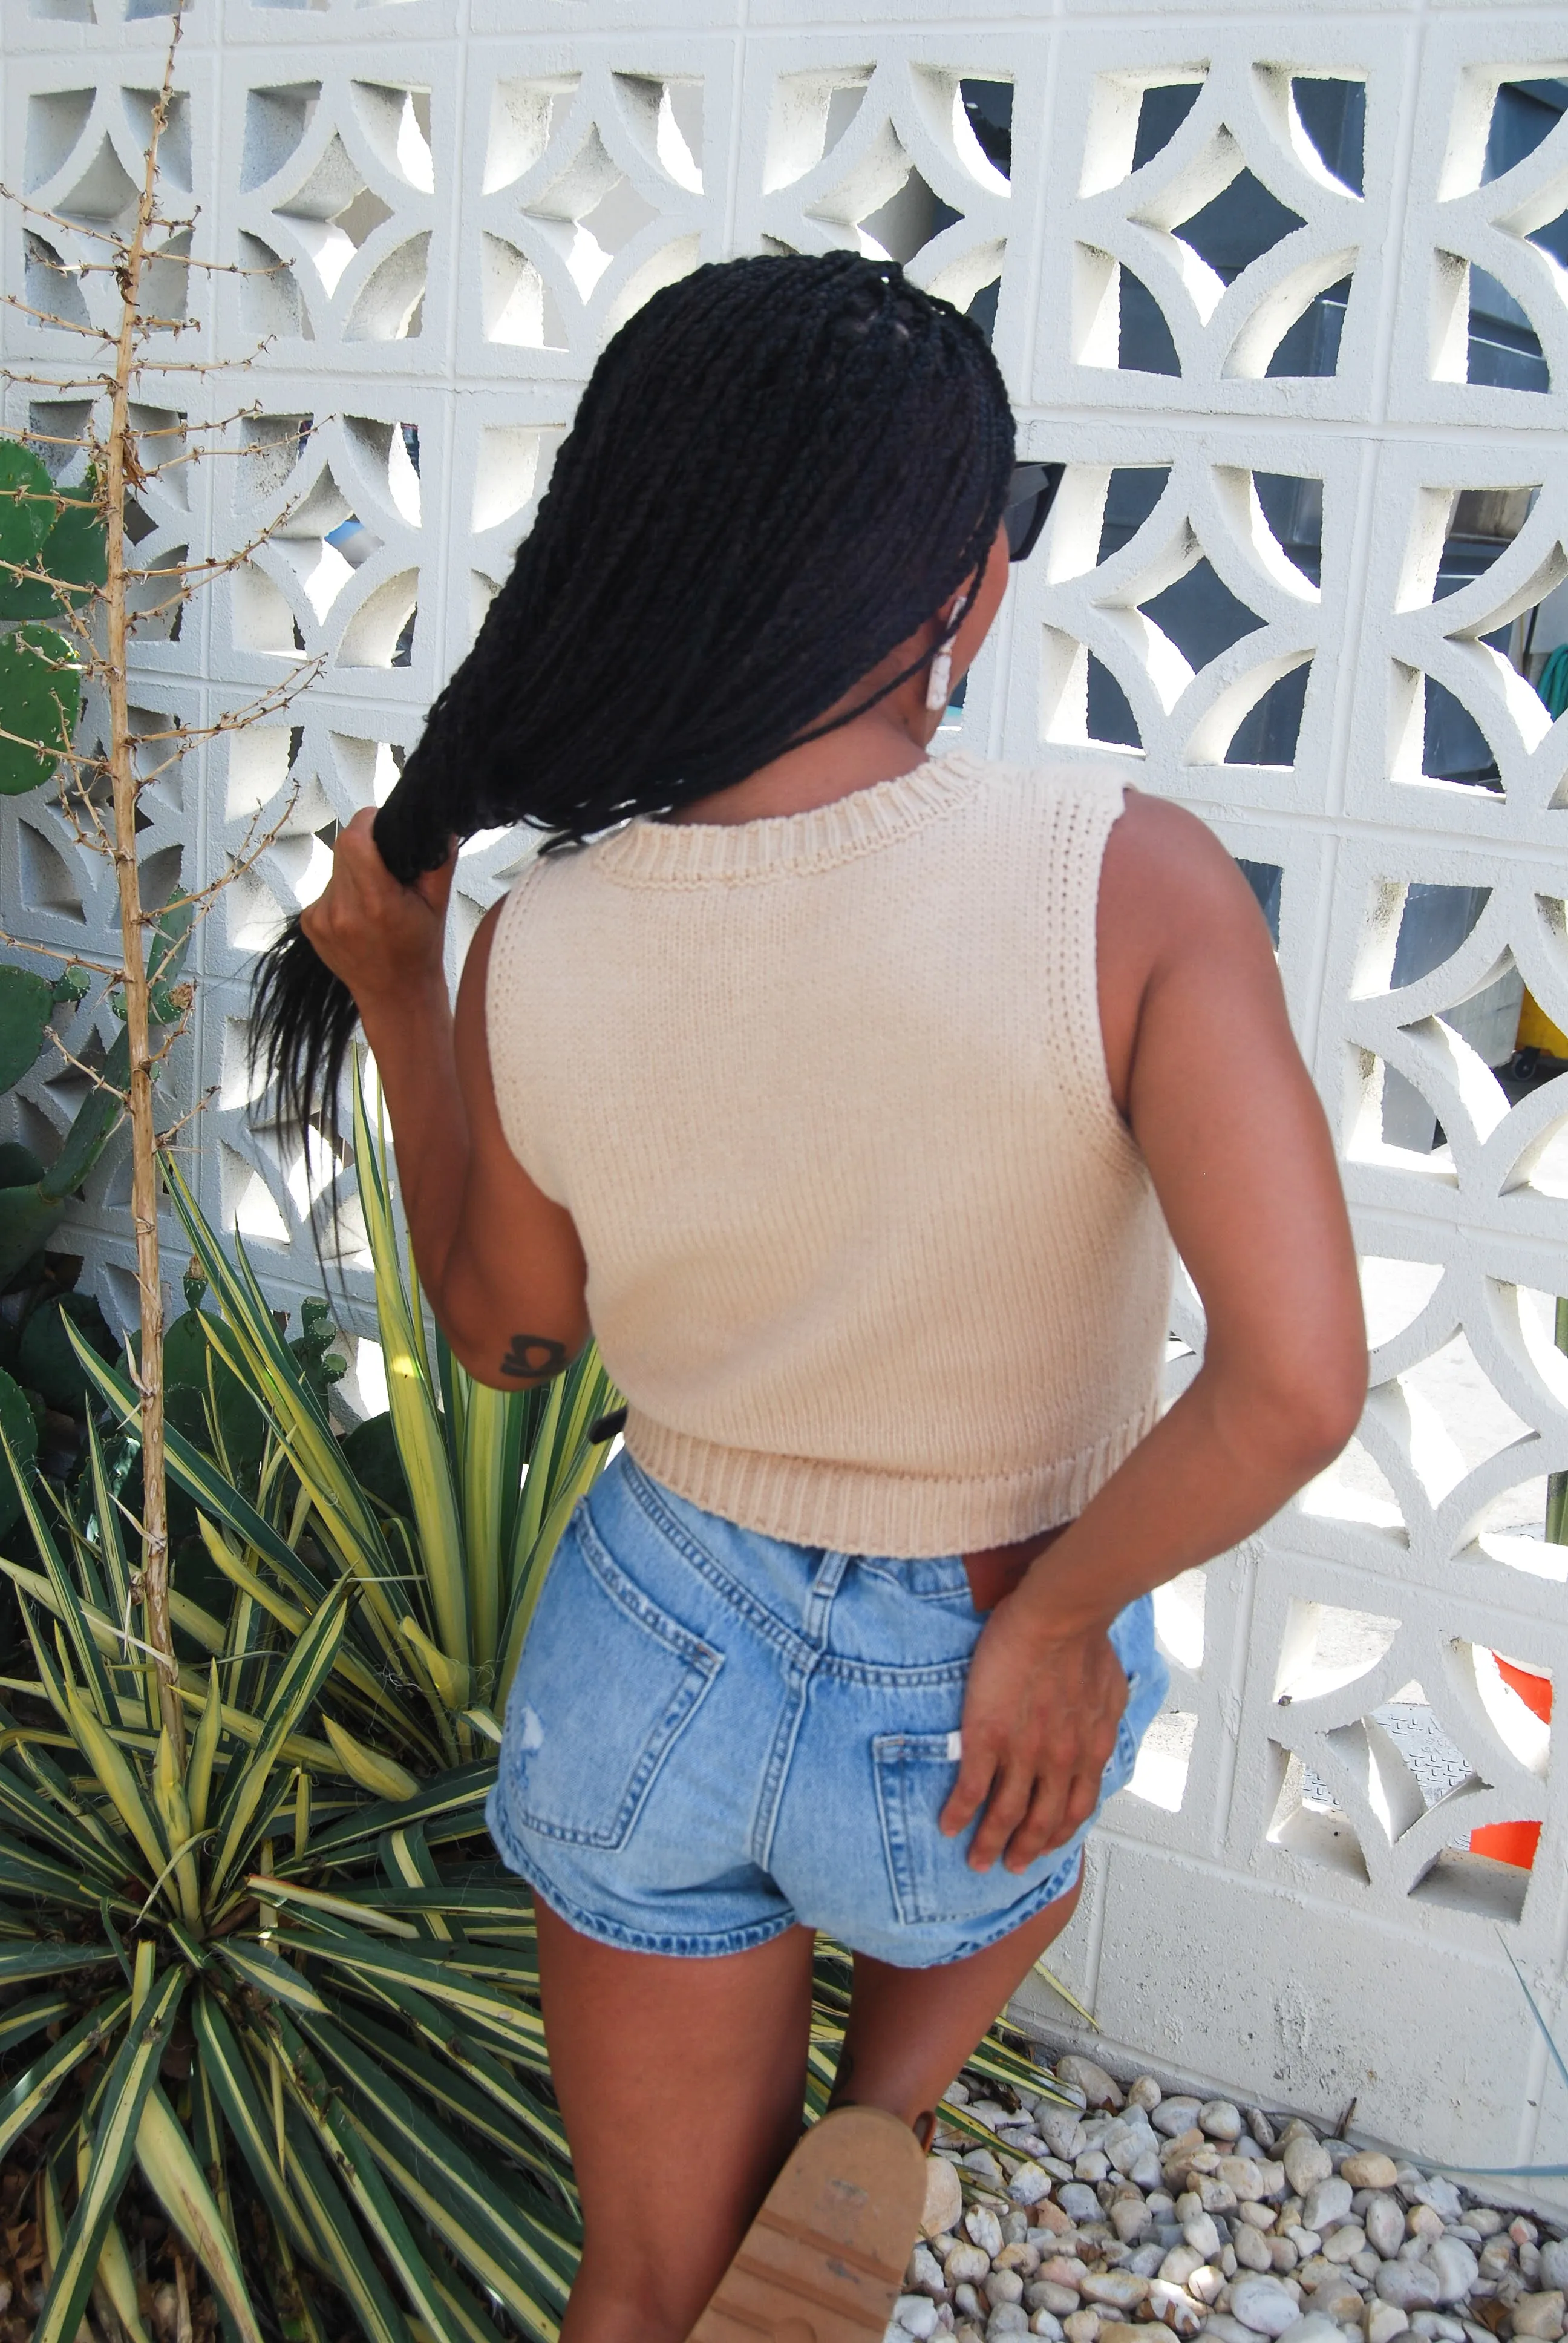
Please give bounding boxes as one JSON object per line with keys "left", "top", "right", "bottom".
{"left": 872, "top": 1673, "right": 1145, "bottom": 1928}
{"left": 506, "top": 1510, "right": 722, "bottom": 1850}
{"left": 873, "top": 1733, "right": 1029, "bottom": 1927}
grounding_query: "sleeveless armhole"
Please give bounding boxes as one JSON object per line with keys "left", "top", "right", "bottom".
{"left": 1049, "top": 768, "right": 1146, "bottom": 1172}
{"left": 482, "top": 858, "right": 564, "bottom": 1200}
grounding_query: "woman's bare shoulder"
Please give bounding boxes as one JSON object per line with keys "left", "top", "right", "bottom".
{"left": 1097, "top": 786, "right": 1281, "bottom": 1110}
{"left": 1105, "top": 786, "right": 1256, "bottom": 913}
{"left": 1103, "top": 786, "right": 1276, "bottom": 963}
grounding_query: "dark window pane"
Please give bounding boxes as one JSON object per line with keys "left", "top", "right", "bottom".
{"left": 1226, "top": 663, "right": 1310, "bottom": 768}
{"left": 1087, "top": 654, "right": 1141, "bottom": 749}
{"left": 1291, "top": 79, "right": 1365, "bottom": 196}
{"left": 961, "top": 80, "right": 1013, "bottom": 179}
{"left": 1468, "top": 268, "right": 1549, "bottom": 392}
{"left": 1422, "top": 678, "right": 1500, "bottom": 788}
{"left": 1391, "top": 883, "right": 1489, "bottom": 985}
{"left": 1237, "top": 858, "right": 1283, "bottom": 944}
{"left": 1529, "top": 209, "right": 1568, "bottom": 268}
{"left": 1482, "top": 80, "right": 1568, "bottom": 185}
{"left": 1175, "top": 171, "right": 1305, "bottom": 282}
{"left": 1266, "top": 277, "right": 1351, "bottom": 379}
{"left": 1253, "top": 473, "right": 1322, "bottom": 585}
{"left": 1434, "top": 487, "right": 1534, "bottom": 598}
{"left": 966, "top": 279, "right": 999, "bottom": 342}
{"left": 1097, "top": 468, "right": 1170, "bottom": 563}
{"left": 1119, "top": 271, "right": 1180, "bottom": 375}
{"left": 1132, "top": 84, "right": 1201, "bottom": 172}
{"left": 1142, "top": 560, "right": 1264, "bottom": 668}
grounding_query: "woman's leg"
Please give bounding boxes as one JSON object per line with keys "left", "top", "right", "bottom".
{"left": 832, "top": 1873, "right": 1083, "bottom": 2129}
{"left": 534, "top": 1898, "right": 818, "bottom": 2343}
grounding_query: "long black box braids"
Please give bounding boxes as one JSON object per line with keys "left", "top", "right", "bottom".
{"left": 251, "top": 251, "right": 1015, "bottom": 1143}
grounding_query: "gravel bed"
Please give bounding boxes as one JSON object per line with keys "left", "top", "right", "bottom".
{"left": 890, "top": 2052, "right": 1564, "bottom": 2343}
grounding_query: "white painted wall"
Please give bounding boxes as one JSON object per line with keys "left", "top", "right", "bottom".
{"left": 4, "top": 0, "right": 1568, "bottom": 2191}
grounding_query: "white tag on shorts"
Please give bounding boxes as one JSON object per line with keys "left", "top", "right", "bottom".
{"left": 946, "top": 1729, "right": 964, "bottom": 1760}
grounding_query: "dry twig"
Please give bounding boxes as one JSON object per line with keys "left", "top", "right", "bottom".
{"left": 1, "top": 0, "right": 325, "bottom": 1747}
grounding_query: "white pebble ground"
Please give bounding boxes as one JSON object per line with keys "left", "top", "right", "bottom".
{"left": 888, "top": 2053, "right": 1565, "bottom": 2343}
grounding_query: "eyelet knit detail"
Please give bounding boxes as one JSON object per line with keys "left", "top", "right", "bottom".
{"left": 486, "top": 753, "right": 1174, "bottom": 1557}
{"left": 591, "top": 752, "right": 987, "bottom": 886}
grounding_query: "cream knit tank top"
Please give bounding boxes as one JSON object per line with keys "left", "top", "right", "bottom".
{"left": 486, "top": 752, "right": 1174, "bottom": 1558}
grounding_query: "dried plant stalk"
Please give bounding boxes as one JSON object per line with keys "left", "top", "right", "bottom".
{"left": 1, "top": 3, "right": 317, "bottom": 1752}
{"left": 103, "top": 35, "right": 181, "bottom": 1745}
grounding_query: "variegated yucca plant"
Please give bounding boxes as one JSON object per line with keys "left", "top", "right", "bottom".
{"left": 0, "top": 1080, "right": 1067, "bottom": 2343}
{"left": 0, "top": 1082, "right": 621, "bottom": 2343}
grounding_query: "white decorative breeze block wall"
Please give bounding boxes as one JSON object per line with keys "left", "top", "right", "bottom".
{"left": 5, "top": 0, "right": 1568, "bottom": 2191}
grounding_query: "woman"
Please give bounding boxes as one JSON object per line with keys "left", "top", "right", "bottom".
{"left": 256, "top": 254, "right": 1366, "bottom": 2343}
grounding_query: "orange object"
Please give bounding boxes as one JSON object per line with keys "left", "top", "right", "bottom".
{"left": 1517, "top": 991, "right": 1568, "bottom": 1060}
{"left": 1470, "top": 1660, "right": 1553, "bottom": 1869}
{"left": 1471, "top": 1819, "right": 1543, "bottom": 1866}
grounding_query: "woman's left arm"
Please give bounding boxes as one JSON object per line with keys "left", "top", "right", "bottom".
{"left": 942, "top": 793, "right": 1368, "bottom": 1872}
{"left": 299, "top": 811, "right": 590, "bottom": 1388}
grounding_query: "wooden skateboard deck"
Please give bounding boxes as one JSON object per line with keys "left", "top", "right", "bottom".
{"left": 691, "top": 2106, "right": 927, "bottom": 2343}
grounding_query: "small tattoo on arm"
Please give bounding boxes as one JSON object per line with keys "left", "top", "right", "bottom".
{"left": 498, "top": 1333, "right": 568, "bottom": 1383}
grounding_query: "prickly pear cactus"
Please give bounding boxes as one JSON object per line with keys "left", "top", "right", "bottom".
{"left": 0, "top": 966, "right": 56, "bottom": 1095}
{"left": 0, "top": 439, "right": 101, "bottom": 795}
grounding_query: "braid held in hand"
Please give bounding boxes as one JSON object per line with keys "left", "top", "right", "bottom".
{"left": 252, "top": 252, "right": 1015, "bottom": 1138}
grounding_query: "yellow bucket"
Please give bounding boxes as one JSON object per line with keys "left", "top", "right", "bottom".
{"left": 1517, "top": 991, "right": 1568, "bottom": 1059}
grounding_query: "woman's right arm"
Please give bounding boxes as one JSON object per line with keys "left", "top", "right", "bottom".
{"left": 941, "top": 793, "right": 1368, "bottom": 1872}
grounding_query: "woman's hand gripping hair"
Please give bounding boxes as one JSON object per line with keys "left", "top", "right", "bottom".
{"left": 300, "top": 808, "right": 456, "bottom": 1001}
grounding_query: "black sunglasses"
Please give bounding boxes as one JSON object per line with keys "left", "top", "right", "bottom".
{"left": 1004, "top": 461, "right": 1065, "bottom": 562}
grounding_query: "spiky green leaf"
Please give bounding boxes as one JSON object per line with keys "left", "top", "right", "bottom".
{"left": 33, "top": 1970, "right": 180, "bottom": 2343}
{"left": 325, "top": 2000, "right": 570, "bottom": 2187}
{"left": 276, "top": 2104, "right": 409, "bottom": 2343}
{"left": 0, "top": 1940, "right": 119, "bottom": 1986}
{"left": 299, "top": 2005, "right": 577, "bottom": 2294}
{"left": 278, "top": 1915, "right": 547, "bottom": 2061}
{"left": 208, "top": 1585, "right": 347, "bottom": 1894}
{"left": 351, "top": 1081, "right": 468, "bottom": 1664}
{"left": 136, "top": 2085, "right": 263, "bottom": 2343}
{"left": 218, "top": 1938, "right": 330, "bottom": 2014}
{"left": 0, "top": 1990, "right": 72, "bottom": 2054}
{"left": 268, "top": 2008, "right": 472, "bottom": 2343}
{"left": 189, "top": 1993, "right": 317, "bottom": 2263}
{"left": 289, "top": 1761, "right": 495, "bottom": 1870}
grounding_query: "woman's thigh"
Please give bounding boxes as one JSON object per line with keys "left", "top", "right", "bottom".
{"left": 836, "top": 1871, "right": 1083, "bottom": 2129}
{"left": 535, "top": 1873, "right": 1076, "bottom": 2339}
{"left": 534, "top": 1898, "right": 817, "bottom": 2342}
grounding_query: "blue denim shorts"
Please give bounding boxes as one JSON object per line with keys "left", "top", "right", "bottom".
{"left": 487, "top": 1455, "right": 1168, "bottom": 1968}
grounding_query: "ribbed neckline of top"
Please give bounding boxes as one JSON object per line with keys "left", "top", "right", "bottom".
{"left": 590, "top": 750, "right": 990, "bottom": 885}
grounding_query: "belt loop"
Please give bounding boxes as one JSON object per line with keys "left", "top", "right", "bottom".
{"left": 803, "top": 1548, "right": 849, "bottom": 1645}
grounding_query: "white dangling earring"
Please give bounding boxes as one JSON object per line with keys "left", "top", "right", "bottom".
{"left": 925, "top": 640, "right": 953, "bottom": 713}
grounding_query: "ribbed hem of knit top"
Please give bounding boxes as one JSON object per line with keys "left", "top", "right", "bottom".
{"left": 622, "top": 1396, "right": 1163, "bottom": 1561}
{"left": 592, "top": 750, "right": 986, "bottom": 885}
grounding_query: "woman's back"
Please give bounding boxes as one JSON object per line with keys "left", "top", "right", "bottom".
{"left": 486, "top": 751, "right": 1172, "bottom": 1556}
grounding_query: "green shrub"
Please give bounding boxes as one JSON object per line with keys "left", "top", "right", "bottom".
{"left": 0, "top": 1112, "right": 612, "bottom": 2343}
{"left": 0, "top": 1090, "right": 1063, "bottom": 2342}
